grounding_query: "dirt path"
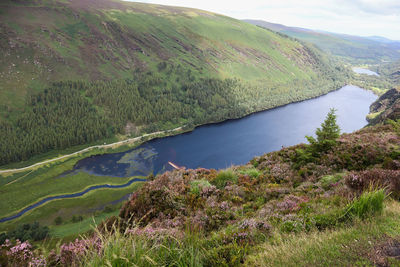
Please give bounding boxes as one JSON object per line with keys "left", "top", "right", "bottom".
{"left": 0, "top": 127, "right": 183, "bottom": 174}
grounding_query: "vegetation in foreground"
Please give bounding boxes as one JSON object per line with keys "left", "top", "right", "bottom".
{"left": 1, "top": 109, "right": 399, "bottom": 266}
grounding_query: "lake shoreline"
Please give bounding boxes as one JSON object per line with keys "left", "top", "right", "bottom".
{"left": 0, "top": 83, "right": 349, "bottom": 173}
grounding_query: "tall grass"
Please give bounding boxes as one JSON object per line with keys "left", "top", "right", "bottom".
{"left": 82, "top": 227, "right": 205, "bottom": 267}
{"left": 345, "top": 188, "right": 386, "bottom": 219}
{"left": 212, "top": 169, "right": 238, "bottom": 189}
{"left": 246, "top": 201, "right": 400, "bottom": 267}
{"left": 314, "top": 188, "right": 386, "bottom": 229}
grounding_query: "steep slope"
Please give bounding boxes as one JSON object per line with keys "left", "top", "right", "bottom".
{"left": 0, "top": 0, "right": 347, "bottom": 165}
{"left": 377, "top": 60, "right": 400, "bottom": 85}
{"left": 244, "top": 19, "right": 400, "bottom": 64}
{"left": 367, "top": 88, "right": 400, "bottom": 124}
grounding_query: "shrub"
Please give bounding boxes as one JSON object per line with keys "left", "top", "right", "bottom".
{"left": 5, "top": 222, "right": 49, "bottom": 242}
{"left": 313, "top": 208, "right": 343, "bottom": 230}
{"left": 104, "top": 205, "right": 114, "bottom": 213}
{"left": 205, "top": 241, "right": 248, "bottom": 266}
{"left": 0, "top": 233, "right": 6, "bottom": 245}
{"left": 239, "top": 168, "right": 261, "bottom": 178}
{"left": 280, "top": 220, "right": 303, "bottom": 233}
{"left": 320, "top": 174, "right": 342, "bottom": 190}
{"left": 294, "top": 148, "right": 314, "bottom": 167}
{"left": 71, "top": 216, "right": 84, "bottom": 223}
{"left": 345, "top": 169, "right": 400, "bottom": 198}
{"left": 54, "top": 216, "right": 63, "bottom": 225}
{"left": 314, "top": 189, "right": 385, "bottom": 229}
{"left": 212, "top": 170, "right": 238, "bottom": 189}
{"left": 190, "top": 179, "right": 212, "bottom": 196}
{"left": 388, "top": 119, "right": 400, "bottom": 136}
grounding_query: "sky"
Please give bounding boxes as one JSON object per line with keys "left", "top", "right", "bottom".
{"left": 126, "top": 0, "right": 400, "bottom": 40}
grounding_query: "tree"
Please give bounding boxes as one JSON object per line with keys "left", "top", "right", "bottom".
{"left": 54, "top": 216, "right": 63, "bottom": 225}
{"left": 306, "top": 108, "right": 340, "bottom": 152}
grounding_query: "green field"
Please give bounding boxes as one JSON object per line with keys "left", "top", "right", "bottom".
{"left": 0, "top": 150, "right": 144, "bottom": 238}
{"left": 0, "top": 181, "right": 143, "bottom": 237}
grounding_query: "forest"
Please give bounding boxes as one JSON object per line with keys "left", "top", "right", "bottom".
{"left": 0, "top": 62, "right": 348, "bottom": 165}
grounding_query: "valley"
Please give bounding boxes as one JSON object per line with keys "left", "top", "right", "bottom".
{"left": 0, "top": 0, "right": 400, "bottom": 266}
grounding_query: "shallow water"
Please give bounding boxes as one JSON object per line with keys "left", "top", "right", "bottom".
{"left": 352, "top": 67, "right": 379, "bottom": 76}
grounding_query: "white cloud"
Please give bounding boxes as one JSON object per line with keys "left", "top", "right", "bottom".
{"left": 124, "top": 0, "right": 400, "bottom": 40}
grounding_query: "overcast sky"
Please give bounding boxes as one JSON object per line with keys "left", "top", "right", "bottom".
{"left": 127, "top": 0, "right": 400, "bottom": 40}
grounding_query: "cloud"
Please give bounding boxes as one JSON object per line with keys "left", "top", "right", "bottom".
{"left": 123, "top": 0, "right": 400, "bottom": 40}
{"left": 350, "top": 0, "right": 400, "bottom": 15}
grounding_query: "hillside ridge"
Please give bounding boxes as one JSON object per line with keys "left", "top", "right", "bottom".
{"left": 0, "top": 0, "right": 347, "bottom": 165}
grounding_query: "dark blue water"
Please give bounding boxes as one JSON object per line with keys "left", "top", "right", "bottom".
{"left": 0, "top": 178, "right": 145, "bottom": 223}
{"left": 71, "top": 85, "right": 377, "bottom": 177}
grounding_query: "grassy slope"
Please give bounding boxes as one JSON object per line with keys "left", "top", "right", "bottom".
{"left": 0, "top": 0, "right": 329, "bottom": 111}
{"left": 244, "top": 19, "right": 400, "bottom": 64}
{"left": 247, "top": 201, "right": 400, "bottom": 266}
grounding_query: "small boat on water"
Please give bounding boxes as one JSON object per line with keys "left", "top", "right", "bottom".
{"left": 168, "top": 161, "right": 185, "bottom": 170}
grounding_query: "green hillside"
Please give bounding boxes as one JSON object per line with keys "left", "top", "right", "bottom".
{"left": 0, "top": 0, "right": 347, "bottom": 165}
{"left": 244, "top": 19, "right": 400, "bottom": 64}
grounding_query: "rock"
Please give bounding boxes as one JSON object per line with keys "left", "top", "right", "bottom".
{"left": 368, "top": 88, "right": 400, "bottom": 124}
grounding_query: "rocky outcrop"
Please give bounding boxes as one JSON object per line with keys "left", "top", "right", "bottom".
{"left": 368, "top": 88, "right": 400, "bottom": 124}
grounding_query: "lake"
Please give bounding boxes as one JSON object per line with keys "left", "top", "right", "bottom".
{"left": 0, "top": 85, "right": 378, "bottom": 222}
{"left": 70, "top": 85, "right": 377, "bottom": 178}
{"left": 352, "top": 67, "right": 379, "bottom": 76}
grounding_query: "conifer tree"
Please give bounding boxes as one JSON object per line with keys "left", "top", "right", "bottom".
{"left": 306, "top": 108, "right": 340, "bottom": 152}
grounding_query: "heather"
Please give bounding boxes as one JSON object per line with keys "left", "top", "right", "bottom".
{"left": 1, "top": 121, "right": 399, "bottom": 266}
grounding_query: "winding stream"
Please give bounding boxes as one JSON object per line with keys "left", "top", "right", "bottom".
{"left": 0, "top": 178, "right": 145, "bottom": 223}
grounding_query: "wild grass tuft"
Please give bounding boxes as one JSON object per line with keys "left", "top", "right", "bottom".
{"left": 212, "top": 169, "right": 238, "bottom": 189}
{"left": 189, "top": 179, "right": 212, "bottom": 196}
{"left": 345, "top": 188, "right": 386, "bottom": 219}
{"left": 239, "top": 168, "right": 261, "bottom": 178}
{"left": 320, "top": 173, "right": 342, "bottom": 190}
{"left": 82, "top": 226, "right": 206, "bottom": 267}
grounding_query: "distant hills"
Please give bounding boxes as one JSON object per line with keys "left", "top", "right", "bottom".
{"left": 244, "top": 19, "right": 400, "bottom": 64}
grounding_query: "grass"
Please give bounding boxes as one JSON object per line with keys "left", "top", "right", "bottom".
{"left": 366, "top": 111, "right": 383, "bottom": 121}
{"left": 190, "top": 179, "right": 212, "bottom": 195}
{"left": 0, "top": 181, "right": 143, "bottom": 236}
{"left": 49, "top": 211, "right": 118, "bottom": 240}
{"left": 239, "top": 167, "right": 261, "bottom": 178}
{"left": 246, "top": 200, "right": 400, "bottom": 266}
{"left": 48, "top": 197, "right": 398, "bottom": 266}
{"left": 0, "top": 165, "right": 133, "bottom": 219}
{"left": 82, "top": 227, "right": 205, "bottom": 267}
{"left": 212, "top": 169, "right": 238, "bottom": 189}
{"left": 346, "top": 189, "right": 386, "bottom": 219}
{"left": 319, "top": 173, "right": 343, "bottom": 190}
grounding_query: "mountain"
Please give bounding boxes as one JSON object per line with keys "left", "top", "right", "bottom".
{"left": 0, "top": 0, "right": 347, "bottom": 165}
{"left": 244, "top": 19, "right": 400, "bottom": 64}
{"left": 367, "top": 36, "right": 400, "bottom": 44}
